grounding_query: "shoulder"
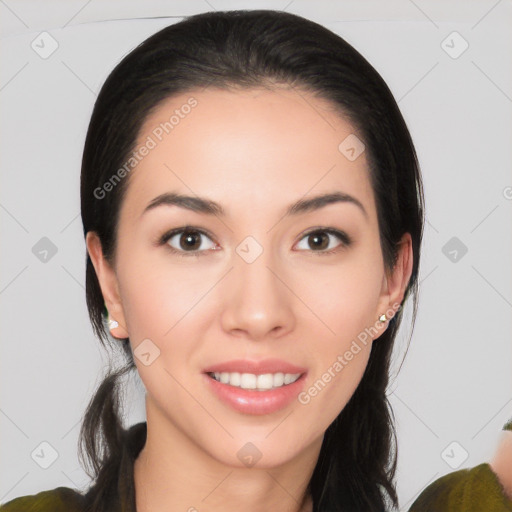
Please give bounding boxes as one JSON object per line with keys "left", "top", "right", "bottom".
{"left": 408, "top": 462, "right": 512, "bottom": 512}
{"left": 0, "top": 486, "right": 85, "bottom": 512}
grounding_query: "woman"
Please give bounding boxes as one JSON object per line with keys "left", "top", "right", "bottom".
{"left": 1, "top": 9, "right": 510, "bottom": 512}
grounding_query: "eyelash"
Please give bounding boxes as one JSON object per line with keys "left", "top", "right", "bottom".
{"left": 157, "top": 225, "right": 352, "bottom": 258}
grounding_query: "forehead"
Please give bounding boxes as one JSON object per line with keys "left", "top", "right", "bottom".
{"left": 119, "top": 86, "right": 375, "bottom": 224}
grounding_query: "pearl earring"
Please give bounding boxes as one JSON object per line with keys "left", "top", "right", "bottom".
{"left": 107, "top": 311, "right": 119, "bottom": 330}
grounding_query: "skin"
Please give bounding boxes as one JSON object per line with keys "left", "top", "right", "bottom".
{"left": 489, "top": 431, "right": 512, "bottom": 499}
{"left": 86, "top": 86, "right": 413, "bottom": 512}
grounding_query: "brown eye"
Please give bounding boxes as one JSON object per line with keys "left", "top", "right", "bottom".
{"left": 307, "top": 232, "right": 329, "bottom": 250}
{"left": 295, "top": 228, "right": 351, "bottom": 253}
{"left": 162, "top": 227, "right": 217, "bottom": 256}
{"left": 178, "top": 230, "right": 202, "bottom": 250}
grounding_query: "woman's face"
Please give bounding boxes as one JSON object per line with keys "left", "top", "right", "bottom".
{"left": 87, "top": 86, "right": 410, "bottom": 468}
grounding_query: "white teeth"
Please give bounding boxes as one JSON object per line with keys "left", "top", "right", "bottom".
{"left": 284, "top": 373, "right": 296, "bottom": 385}
{"left": 210, "top": 371, "right": 301, "bottom": 390}
{"left": 241, "top": 373, "right": 257, "bottom": 389}
{"left": 257, "top": 373, "right": 273, "bottom": 390}
{"left": 273, "top": 372, "right": 285, "bottom": 387}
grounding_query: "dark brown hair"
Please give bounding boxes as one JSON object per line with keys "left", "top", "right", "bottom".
{"left": 79, "top": 9, "right": 424, "bottom": 511}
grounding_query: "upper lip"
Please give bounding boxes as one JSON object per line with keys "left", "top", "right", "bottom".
{"left": 203, "top": 358, "right": 307, "bottom": 375}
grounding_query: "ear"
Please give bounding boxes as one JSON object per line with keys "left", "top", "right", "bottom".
{"left": 374, "top": 232, "right": 414, "bottom": 337}
{"left": 85, "top": 231, "right": 129, "bottom": 339}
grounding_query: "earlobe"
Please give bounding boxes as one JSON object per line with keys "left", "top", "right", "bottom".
{"left": 106, "top": 308, "right": 127, "bottom": 339}
{"left": 85, "top": 231, "right": 129, "bottom": 339}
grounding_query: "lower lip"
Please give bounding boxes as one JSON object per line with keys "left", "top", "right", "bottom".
{"left": 203, "top": 372, "right": 307, "bottom": 415}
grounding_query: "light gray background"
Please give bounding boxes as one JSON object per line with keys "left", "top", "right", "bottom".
{"left": 1, "top": 1, "right": 511, "bottom": 510}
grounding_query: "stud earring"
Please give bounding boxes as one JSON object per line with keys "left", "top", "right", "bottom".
{"left": 107, "top": 311, "right": 119, "bottom": 331}
{"left": 379, "top": 314, "right": 387, "bottom": 323}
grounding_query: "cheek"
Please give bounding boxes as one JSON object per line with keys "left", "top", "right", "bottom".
{"left": 295, "top": 258, "right": 381, "bottom": 420}
{"left": 298, "top": 339, "right": 372, "bottom": 440}
{"left": 298, "top": 258, "right": 383, "bottom": 336}
{"left": 116, "top": 254, "right": 216, "bottom": 387}
{"left": 117, "top": 247, "right": 214, "bottom": 340}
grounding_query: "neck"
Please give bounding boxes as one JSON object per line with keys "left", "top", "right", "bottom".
{"left": 134, "top": 401, "right": 319, "bottom": 512}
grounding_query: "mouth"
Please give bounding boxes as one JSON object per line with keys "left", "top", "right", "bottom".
{"left": 205, "top": 371, "right": 304, "bottom": 391}
{"left": 202, "top": 358, "right": 308, "bottom": 414}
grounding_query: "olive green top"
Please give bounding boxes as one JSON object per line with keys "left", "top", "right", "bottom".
{"left": 2, "top": 419, "right": 511, "bottom": 511}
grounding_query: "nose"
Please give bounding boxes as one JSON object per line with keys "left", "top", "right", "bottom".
{"left": 220, "top": 248, "right": 296, "bottom": 341}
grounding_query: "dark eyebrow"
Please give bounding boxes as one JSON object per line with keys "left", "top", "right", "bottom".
{"left": 141, "top": 191, "right": 368, "bottom": 220}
